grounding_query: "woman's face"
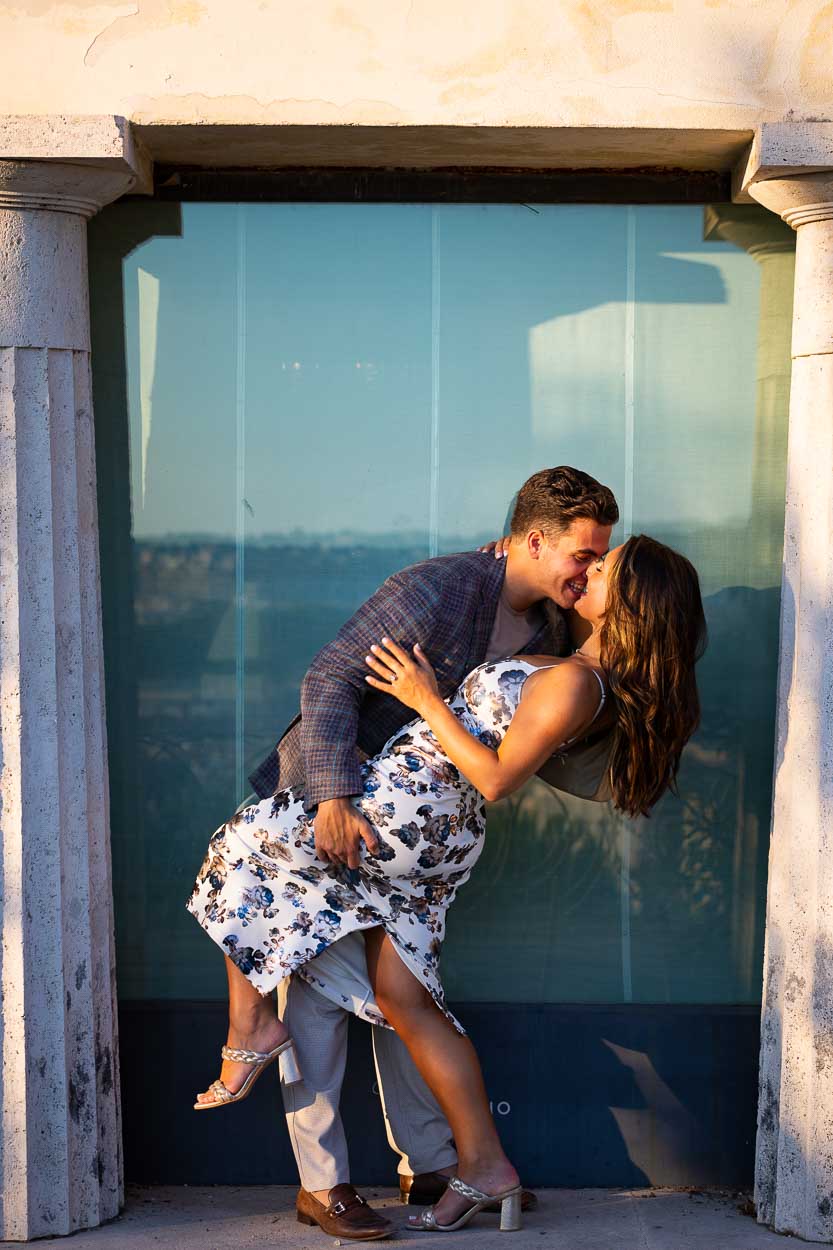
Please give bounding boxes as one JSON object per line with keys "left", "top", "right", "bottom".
{"left": 574, "top": 543, "right": 623, "bottom": 624}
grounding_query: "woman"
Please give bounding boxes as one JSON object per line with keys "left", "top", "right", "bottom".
{"left": 187, "top": 535, "right": 706, "bottom": 1232}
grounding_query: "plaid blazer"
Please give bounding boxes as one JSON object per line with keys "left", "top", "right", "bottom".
{"left": 248, "top": 550, "right": 569, "bottom": 807}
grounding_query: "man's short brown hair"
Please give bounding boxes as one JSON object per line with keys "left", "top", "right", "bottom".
{"left": 510, "top": 466, "right": 619, "bottom": 538}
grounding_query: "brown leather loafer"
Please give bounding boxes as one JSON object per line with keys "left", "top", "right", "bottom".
{"left": 400, "top": 1170, "right": 538, "bottom": 1213}
{"left": 296, "top": 1184, "right": 393, "bottom": 1239}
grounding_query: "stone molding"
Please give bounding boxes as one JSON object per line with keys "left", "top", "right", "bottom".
{"left": 0, "top": 115, "right": 831, "bottom": 197}
{"left": 782, "top": 202, "right": 833, "bottom": 229}
{"left": 734, "top": 122, "right": 833, "bottom": 202}
{"left": 747, "top": 171, "right": 833, "bottom": 228}
{"left": 0, "top": 114, "right": 151, "bottom": 219}
{"left": 0, "top": 138, "right": 148, "bottom": 350}
{"left": 0, "top": 114, "right": 152, "bottom": 193}
{"left": 0, "top": 157, "right": 141, "bottom": 218}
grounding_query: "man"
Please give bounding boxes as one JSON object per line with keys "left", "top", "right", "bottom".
{"left": 247, "top": 466, "right": 618, "bottom": 1240}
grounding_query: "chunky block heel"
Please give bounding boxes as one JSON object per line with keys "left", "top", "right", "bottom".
{"left": 499, "top": 1189, "right": 522, "bottom": 1231}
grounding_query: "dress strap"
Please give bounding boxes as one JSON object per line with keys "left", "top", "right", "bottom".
{"left": 584, "top": 668, "right": 607, "bottom": 727}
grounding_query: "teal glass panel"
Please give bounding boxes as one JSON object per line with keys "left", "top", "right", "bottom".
{"left": 439, "top": 206, "right": 792, "bottom": 1005}
{"left": 89, "top": 200, "right": 792, "bottom": 1004}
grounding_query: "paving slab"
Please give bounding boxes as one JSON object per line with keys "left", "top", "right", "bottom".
{"left": 13, "top": 1185, "right": 799, "bottom": 1249}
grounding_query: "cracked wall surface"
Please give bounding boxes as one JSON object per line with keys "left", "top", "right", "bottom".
{"left": 0, "top": 0, "right": 831, "bottom": 130}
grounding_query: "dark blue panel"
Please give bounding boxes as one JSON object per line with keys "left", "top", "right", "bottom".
{"left": 119, "top": 1001, "right": 759, "bottom": 1188}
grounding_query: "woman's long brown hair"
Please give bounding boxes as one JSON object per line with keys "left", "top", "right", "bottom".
{"left": 601, "top": 535, "right": 707, "bottom": 818}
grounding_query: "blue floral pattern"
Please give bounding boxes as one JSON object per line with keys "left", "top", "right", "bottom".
{"left": 187, "top": 659, "right": 535, "bottom": 1033}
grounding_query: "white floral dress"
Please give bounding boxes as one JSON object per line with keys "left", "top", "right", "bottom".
{"left": 187, "top": 658, "right": 599, "bottom": 1033}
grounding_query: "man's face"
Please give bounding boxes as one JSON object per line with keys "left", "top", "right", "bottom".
{"left": 531, "top": 517, "right": 612, "bottom": 610}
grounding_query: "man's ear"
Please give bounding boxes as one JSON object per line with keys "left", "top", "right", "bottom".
{"left": 527, "top": 530, "right": 545, "bottom": 560}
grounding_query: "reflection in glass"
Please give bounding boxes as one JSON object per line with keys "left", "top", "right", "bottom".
{"left": 89, "top": 201, "right": 794, "bottom": 1005}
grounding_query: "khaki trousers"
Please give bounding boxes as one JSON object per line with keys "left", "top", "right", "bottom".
{"left": 278, "top": 931, "right": 458, "bottom": 1192}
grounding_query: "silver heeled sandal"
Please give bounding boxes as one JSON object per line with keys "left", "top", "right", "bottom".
{"left": 408, "top": 1175, "right": 523, "bottom": 1232}
{"left": 193, "top": 1039, "right": 295, "bottom": 1111}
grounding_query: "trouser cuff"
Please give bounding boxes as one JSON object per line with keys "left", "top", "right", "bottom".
{"left": 398, "top": 1146, "right": 459, "bottom": 1178}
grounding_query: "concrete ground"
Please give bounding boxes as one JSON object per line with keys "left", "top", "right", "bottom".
{"left": 21, "top": 1185, "right": 801, "bottom": 1249}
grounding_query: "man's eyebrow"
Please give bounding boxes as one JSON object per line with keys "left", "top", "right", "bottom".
{"left": 574, "top": 549, "right": 601, "bottom": 559}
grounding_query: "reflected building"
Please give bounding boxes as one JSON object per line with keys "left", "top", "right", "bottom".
{"left": 703, "top": 205, "right": 795, "bottom": 585}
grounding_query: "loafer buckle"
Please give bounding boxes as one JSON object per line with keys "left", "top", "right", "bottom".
{"left": 330, "top": 1196, "right": 365, "bottom": 1217}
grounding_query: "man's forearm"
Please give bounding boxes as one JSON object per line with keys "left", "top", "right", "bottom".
{"left": 299, "top": 563, "right": 447, "bottom": 806}
{"left": 299, "top": 768, "right": 364, "bottom": 813}
{"left": 300, "top": 667, "right": 364, "bottom": 806}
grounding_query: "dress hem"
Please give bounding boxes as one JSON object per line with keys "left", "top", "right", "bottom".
{"left": 185, "top": 899, "right": 465, "bottom": 1036}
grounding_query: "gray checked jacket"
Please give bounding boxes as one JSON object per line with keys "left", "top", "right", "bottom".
{"left": 248, "top": 550, "right": 611, "bottom": 808}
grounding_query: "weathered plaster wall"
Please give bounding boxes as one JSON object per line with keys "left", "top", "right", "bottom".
{"left": 0, "top": 0, "right": 831, "bottom": 132}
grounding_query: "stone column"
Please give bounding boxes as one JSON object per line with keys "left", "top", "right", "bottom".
{"left": 745, "top": 170, "right": 833, "bottom": 1242}
{"left": 0, "top": 131, "right": 146, "bottom": 1240}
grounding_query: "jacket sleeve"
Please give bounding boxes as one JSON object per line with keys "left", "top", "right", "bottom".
{"left": 299, "top": 565, "right": 447, "bottom": 810}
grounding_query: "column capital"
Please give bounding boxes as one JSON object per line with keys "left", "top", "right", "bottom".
{"left": 0, "top": 118, "right": 152, "bottom": 350}
{"left": 746, "top": 171, "right": 833, "bottom": 231}
{"left": 0, "top": 115, "right": 151, "bottom": 217}
{"left": 735, "top": 122, "right": 833, "bottom": 229}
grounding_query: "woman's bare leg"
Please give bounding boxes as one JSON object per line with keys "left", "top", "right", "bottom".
{"left": 194, "top": 955, "right": 287, "bottom": 1104}
{"left": 364, "top": 928, "right": 518, "bottom": 1226}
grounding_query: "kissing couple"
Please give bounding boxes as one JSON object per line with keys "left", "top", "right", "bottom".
{"left": 187, "top": 465, "right": 706, "bottom": 1238}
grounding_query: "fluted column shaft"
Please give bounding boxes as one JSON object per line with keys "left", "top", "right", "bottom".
{"left": 747, "top": 172, "right": 833, "bottom": 1243}
{"left": 0, "top": 158, "right": 137, "bottom": 1240}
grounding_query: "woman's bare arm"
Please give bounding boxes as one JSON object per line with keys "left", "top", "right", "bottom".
{"left": 365, "top": 640, "right": 600, "bottom": 802}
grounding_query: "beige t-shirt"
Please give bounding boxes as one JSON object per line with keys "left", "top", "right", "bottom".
{"left": 485, "top": 590, "right": 546, "bottom": 663}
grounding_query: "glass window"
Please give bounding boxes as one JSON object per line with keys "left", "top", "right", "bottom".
{"left": 89, "top": 200, "right": 793, "bottom": 1004}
